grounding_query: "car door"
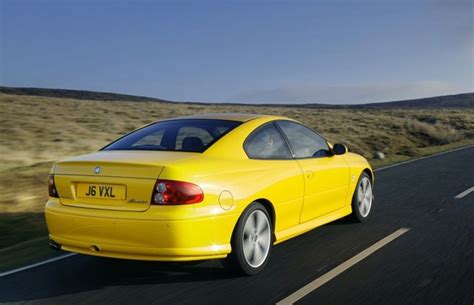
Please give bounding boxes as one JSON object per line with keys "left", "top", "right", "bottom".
{"left": 276, "top": 120, "right": 350, "bottom": 223}
{"left": 243, "top": 122, "right": 305, "bottom": 232}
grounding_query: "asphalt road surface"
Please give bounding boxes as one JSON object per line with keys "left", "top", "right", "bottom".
{"left": 1, "top": 146, "right": 473, "bottom": 305}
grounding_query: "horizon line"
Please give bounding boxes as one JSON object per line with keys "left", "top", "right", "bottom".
{"left": 0, "top": 85, "right": 473, "bottom": 107}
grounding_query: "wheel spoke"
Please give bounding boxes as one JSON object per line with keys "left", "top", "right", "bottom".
{"left": 358, "top": 187, "right": 364, "bottom": 202}
{"left": 361, "top": 199, "right": 367, "bottom": 215}
{"left": 258, "top": 230, "right": 270, "bottom": 247}
{"left": 245, "top": 214, "right": 256, "bottom": 233}
{"left": 253, "top": 212, "right": 259, "bottom": 230}
{"left": 256, "top": 213, "right": 267, "bottom": 235}
{"left": 243, "top": 239, "right": 254, "bottom": 262}
{"left": 258, "top": 225, "right": 269, "bottom": 237}
{"left": 243, "top": 224, "right": 252, "bottom": 237}
{"left": 252, "top": 243, "right": 263, "bottom": 264}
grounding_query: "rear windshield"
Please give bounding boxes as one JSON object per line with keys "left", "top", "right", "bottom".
{"left": 102, "top": 119, "right": 241, "bottom": 153}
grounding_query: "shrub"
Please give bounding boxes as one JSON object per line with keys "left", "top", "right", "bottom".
{"left": 405, "top": 119, "right": 461, "bottom": 145}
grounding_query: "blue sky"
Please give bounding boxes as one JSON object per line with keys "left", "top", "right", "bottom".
{"left": 1, "top": 0, "right": 472, "bottom": 104}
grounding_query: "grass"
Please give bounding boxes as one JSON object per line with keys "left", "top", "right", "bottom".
{"left": 0, "top": 93, "right": 473, "bottom": 272}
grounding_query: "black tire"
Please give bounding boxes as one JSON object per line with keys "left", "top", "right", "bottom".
{"left": 350, "top": 172, "right": 374, "bottom": 222}
{"left": 224, "top": 202, "right": 273, "bottom": 275}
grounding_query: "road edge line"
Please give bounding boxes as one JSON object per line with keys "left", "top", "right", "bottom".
{"left": 0, "top": 236, "right": 48, "bottom": 254}
{"left": 276, "top": 228, "right": 411, "bottom": 305}
{"left": 0, "top": 253, "right": 77, "bottom": 277}
{"left": 374, "top": 144, "right": 474, "bottom": 172}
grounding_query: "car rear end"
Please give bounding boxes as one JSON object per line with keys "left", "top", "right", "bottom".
{"left": 45, "top": 119, "right": 243, "bottom": 261}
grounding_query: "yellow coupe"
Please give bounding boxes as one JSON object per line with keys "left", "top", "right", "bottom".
{"left": 45, "top": 113, "right": 374, "bottom": 275}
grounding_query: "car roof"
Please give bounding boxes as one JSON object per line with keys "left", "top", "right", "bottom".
{"left": 162, "top": 113, "right": 283, "bottom": 122}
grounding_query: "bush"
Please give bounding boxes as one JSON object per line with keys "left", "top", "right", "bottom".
{"left": 405, "top": 119, "right": 461, "bottom": 145}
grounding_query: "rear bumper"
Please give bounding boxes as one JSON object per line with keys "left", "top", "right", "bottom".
{"left": 45, "top": 200, "right": 234, "bottom": 261}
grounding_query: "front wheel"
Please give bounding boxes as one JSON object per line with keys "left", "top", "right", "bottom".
{"left": 350, "top": 172, "right": 374, "bottom": 222}
{"left": 224, "top": 202, "right": 273, "bottom": 275}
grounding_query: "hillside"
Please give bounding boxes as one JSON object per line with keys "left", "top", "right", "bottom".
{"left": 0, "top": 86, "right": 172, "bottom": 103}
{"left": 1, "top": 86, "right": 473, "bottom": 108}
{"left": 354, "top": 93, "right": 474, "bottom": 108}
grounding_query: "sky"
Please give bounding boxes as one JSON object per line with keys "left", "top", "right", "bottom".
{"left": 0, "top": 0, "right": 473, "bottom": 104}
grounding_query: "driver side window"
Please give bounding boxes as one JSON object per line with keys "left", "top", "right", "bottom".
{"left": 277, "top": 120, "right": 330, "bottom": 158}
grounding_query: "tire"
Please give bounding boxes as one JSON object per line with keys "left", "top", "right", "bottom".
{"left": 224, "top": 202, "right": 273, "bottom": 275}
{"left": 350, "top": 172, "right": 374, "bottom": 222}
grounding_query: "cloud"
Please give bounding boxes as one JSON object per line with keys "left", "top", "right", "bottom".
{"left": 227, "top": 81, "right": 466, "bottom": 104}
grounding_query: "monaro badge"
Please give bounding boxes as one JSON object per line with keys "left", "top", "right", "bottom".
{"left": 94, "top": 166, "right": 101, "bottom": 174}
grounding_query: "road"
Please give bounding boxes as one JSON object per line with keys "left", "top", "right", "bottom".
{"left": 1, "top": 146, "right": 473, "bottom": 305}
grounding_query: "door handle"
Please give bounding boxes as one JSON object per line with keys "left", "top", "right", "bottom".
{"left": 305, "top": 170, "right": 314, "bottom": 179}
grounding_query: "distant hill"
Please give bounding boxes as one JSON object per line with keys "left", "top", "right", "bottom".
{"left": 1, "top": 86, "right": 473, "bottom": 108}
{"left": 0, "top": 86, "right": 172, "bottom": 103}
{"left": 351, "top": 93, "right": 474, "bottom": 108}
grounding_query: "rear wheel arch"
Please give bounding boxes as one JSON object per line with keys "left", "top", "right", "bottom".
{"left": 230, "top": 198, "right": 276, "bottom": 244}
{"left": 225, "top": 200, "right": 275, "bottom": 275}
{"left": 253, "top": 198, "right": 276, "bottom": 239}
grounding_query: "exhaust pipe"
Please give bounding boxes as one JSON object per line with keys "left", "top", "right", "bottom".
{"left": 90, "top": 245, "right": 101, "bottom": 252}
{"left": 49, "top": 239, "right": 62, "bottom": 251}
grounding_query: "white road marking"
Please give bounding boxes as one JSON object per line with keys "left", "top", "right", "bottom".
{"left": 0, "top": 253, "right": 77, "bottom": 277}
{"left": 1, "top": 145, "right": 472, "bottom": 278}
{"left": 454, "top": 187, "right": 474, "bottom": 199}
{"left": 276, "top": 228, "right": 411, "bottom": 305}
{"left": 374, "top": 144, "right": 474, "bottom": 172}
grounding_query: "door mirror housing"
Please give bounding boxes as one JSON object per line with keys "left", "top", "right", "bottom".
{"left": 332, "top": 143, "right": 347, "bottom": 155}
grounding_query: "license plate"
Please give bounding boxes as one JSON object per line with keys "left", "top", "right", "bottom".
{"left": 77, "top": 183, "right": 126, "bottom": 200}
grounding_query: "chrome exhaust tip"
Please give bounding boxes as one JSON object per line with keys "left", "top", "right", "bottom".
{"left": 49, "top": 239, "right": 62, "bottom": 251}
{"left": 90, "top": 245, "right": 101, "bottom": 252}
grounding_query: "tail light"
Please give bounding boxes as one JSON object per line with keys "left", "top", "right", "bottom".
{"left": 151, "top": 179, "right": 204, "bottom": 205}
{"left": 48, "top": 174, "right": 59, "bottom": 198}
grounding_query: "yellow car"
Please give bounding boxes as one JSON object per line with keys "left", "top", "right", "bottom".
{"left": 45, "top": 113, "right": 374, "bottom": 275}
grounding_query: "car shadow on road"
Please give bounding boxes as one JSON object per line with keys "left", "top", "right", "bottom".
{"left": 0, "top": 215, "right": 378, "bottom": 304}
{"left": 0, "top": 255, "right": 235, "bottom": 303}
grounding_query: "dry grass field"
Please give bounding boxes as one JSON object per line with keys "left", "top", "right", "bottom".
{"left": 0, "top": 93, "right": 473, "bottom": 270}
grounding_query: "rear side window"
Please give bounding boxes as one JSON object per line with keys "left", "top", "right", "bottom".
{"left": 244, "top": 123, "right": 292, "bottom": 159}
{"left": 277, "top": 120, "right": 329, "bottom": 158}
{"left": 132, "top": 129, "right": 165, "bottom": 147}
{"left": 103, "top": 119, "right": 241, "bottom": 152}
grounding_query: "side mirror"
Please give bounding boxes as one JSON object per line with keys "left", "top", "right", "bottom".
{"left": 332, "top": 143, "right": 347, "bottom": 155}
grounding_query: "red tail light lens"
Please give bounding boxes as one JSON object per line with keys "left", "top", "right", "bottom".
{"left": 151, "top": 180, "right": 204, "bottom": 205}
{"left": 48, "top": 175, "right": 59, "bottom": 198}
